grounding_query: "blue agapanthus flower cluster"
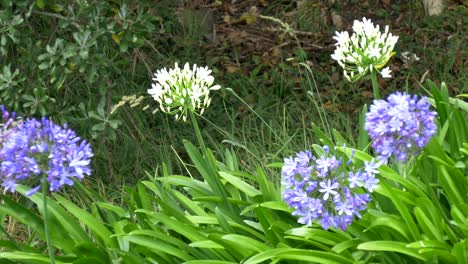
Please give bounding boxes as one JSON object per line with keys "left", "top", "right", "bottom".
{"left": 365, "top": 92, "right": 437, "bottom": 162}
{"left": 282, "top": 146, "right": 381, "bottom": 230}
{"left": 0, "top": 106, "right": 93, "bottom": 196}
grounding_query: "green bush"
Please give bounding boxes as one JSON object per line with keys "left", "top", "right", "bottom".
{"left": 0, "top": 0, "right": 171, "bottom": 139}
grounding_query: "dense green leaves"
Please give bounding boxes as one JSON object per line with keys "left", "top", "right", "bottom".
{"left": 0, "top": 82, "right": 466, "bottom": 263}
{"left": 358, "top": 241, "right": 427, "bottom": 260}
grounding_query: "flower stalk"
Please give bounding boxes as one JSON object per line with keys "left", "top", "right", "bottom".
{"left": 190, "top": 110, "right": 207, "bottom": 154}
{"left": 370, "top": 70, "right": 380, "bottom": 99}
{"left": 41, "top": 177, "right": 55, "bottom": 264}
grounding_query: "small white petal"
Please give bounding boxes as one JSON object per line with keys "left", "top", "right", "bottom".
{"left": 381, "top": 67, "right": 392, "bottom": 78}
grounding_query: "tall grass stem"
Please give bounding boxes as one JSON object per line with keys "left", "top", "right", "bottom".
{"left": 300, "top": 63, "right": 332, "bottom": 137}
{"left": 225, "top": 88, "right": 281, "bottom": 140}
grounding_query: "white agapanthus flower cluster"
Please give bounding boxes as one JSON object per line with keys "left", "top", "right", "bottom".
{"left": 148, "top": 62, "right": 221, "bottom": 121}
{"left": 331, "top": 17, "right": 398, "bottom": 82}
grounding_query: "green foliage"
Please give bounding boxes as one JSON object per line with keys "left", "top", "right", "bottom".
{"left": 0, "top": 0, "right": 186, "bottom": 182}
{"left": 0, "top": 1, "right": 466, "bottom": 262}
{"left": 0, "top": 0, "right": 171, "bottom": 138}
{"left": 1, "top": 82, "right": 466, "bottom": 263}
{"left": 0, "top": 183, "right": 147, "bottom": 263}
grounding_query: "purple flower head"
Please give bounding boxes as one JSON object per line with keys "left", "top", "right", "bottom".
{"left": 281, "top": 146, "right": 380, "bottom": 230}
{"left": 0, "top": 107, "right": 93, "bottom": 195}
{"left": 365, "top": 92, "right": 437, "bottom": 162}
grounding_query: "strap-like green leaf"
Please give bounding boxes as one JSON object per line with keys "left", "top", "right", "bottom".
{"left": 218, "top": 172, "right": 262, "bottom": 197}
{"left": 438, "top": 166, "right": 465, "bottom": 205}
{"left": 311, "top": 123, "right": 334, "bottom": 147}
{"left": 378, "top": 181, "right": 421, "bottom": 241}
{"left": 153, "top": 177, "right": 212, "bottom": 195}
{"left": 0, "top": 252, "right": 66, "bottom": 263}
{"left": 414, "top": 207, "right": 444, "bottom": 241}
{"left": 221, "top": 234, "right": 271, "bottom": 252}
{"left": 259, "top": 201, "right": 292, "bottom": 213}
{"left": 54, "top": 195, "right": 116, "bottom": 248}
{"left": 331, "top": 239, "right": 361, "bottom": 254}
{"left": 274, "top": 249, "right": 353, "bottom": 264}
{"left": 358, "top": 241, "right": 427, "bottom": 261}
{"left": 406, "top": 240, "right": 451, "bottom": 250}
{"left": 366, "top": 215, "right": 411, "bottom": 241}
{"left": 189, "top": 240, "right": 224, "bottom": 249}
{"left": 184, "top": 260, "right": 238, "bottom": 264}
{"left": 125, "top": 235, "right": 194, "bottom": 261}
{"left": 244, "top": 248, "right": 352, "bottom": 264}
{"left": 0, "top": 195, "right": 44, "bottom": 235}
{"left": 286, "top": 227, "right": 348, "bottom": 245}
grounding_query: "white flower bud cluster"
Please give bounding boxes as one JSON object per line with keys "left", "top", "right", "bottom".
{"left": 148, "top": 62, "right": 221, "bottom": 121}
{"left": 331, "top": 17, "right": 398, "bottom": 82}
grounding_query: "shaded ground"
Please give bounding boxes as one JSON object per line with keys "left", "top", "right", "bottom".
{"left": 176, "top": 0, "right": 466, "bottom": 113}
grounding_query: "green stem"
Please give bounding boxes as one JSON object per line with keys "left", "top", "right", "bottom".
{"left": 42, "top": 178, "right": 55, "bottom": 264}
{"left": 190, "top": 111, "right": 206, "bottom": 155}
{"left": 370, "top": 70, "right": 380, "bottom": 100}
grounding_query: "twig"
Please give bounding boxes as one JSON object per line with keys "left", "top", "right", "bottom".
{"left": 32, "top": 10, "right": 81, "bottom": 29}
{"left": 267, "top": 41, "right": 291, "bottom": 51}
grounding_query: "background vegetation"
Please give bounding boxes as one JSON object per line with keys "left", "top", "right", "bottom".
{"left": 0, "top": 0, "right": 465, "bottom": 188}
{"left": 0, "top": 0, "right": 466, "bottom": 263}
